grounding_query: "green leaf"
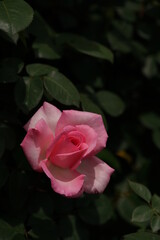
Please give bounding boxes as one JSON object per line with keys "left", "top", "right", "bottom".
{"left": 142, "top": 57, "right": 158, "bottom": 79}
{"left": 0, "top": 0, "right": 33, "bottom": 42}
{"left": 140, "top": 112, "right": 160, "bottom": 130}
{"left": 107, "top": 32, "right": 131, "bottom": 53}
{"left": 0, "top": 219, "right": 24, "bottom": 240}
{"left": 117, "top": 7, "right": 136, "bottom": 22}
{"left": 152, "top": 194, "right": 160, "bottom": 214}
{"left": 44, "top": 71, "right": 80, "bottom": 107}
{"left": 78, "top": 194, "right": 113, "bottom": 225}
{"left": 58, "top": 33, "right": 114, "bottom": 62}
{"left": 15, "top": 76, "right": 43, "bottom": 112}
{"left": 128, "top": 181, "right": 152, "bottom": 203}
{"left": 0, "top": 58, "right": 23, "bottom": 83}
{"left": 58, "top": 215, "right": 89, "bottom": 240}
{"left": 96, "top": 90, "right": 125, "bottom": 117}
{"left": 80, "top": 93, "right": 107, "bottom": 128}
{"left": 151, "top": 215, "right": 160, "bottom": 233}
{"left": 0, "top": 219, "right": 16, "bottom": 240}
{"left": 123, "top": 232, "right": 160, "bottom": 240}
{"left": 26, "top": 63, "right": 57, "bottom": 77}
{"left": 29, "top": 211, "right": 58, "bottom": 240}
{"left": 23, "top": 76, "right": 43, "bottom": 111}
{"left": 33, "top": 42, "right": 61, "bottom": 60}
{"left": 152, "top": 130, "right": 160, "bottom": 149}
{"left": 132, "top": 205, "right": 152, "bottom": 223}
{"left": 28, "top": 11, "right": 56, "bottom": 41}
{"left": 112, "top": 20, "right": 133, "bottom": 39}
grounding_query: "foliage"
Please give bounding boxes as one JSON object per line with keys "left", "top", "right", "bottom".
{"left": 0, "top": 0, "right": 160, "bottom": 239}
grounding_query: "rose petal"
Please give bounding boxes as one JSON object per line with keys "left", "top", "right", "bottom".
{"left": 48, "top": 126, "right": 88, "bottom": 169}
{"left": 53, "top": 143, "right": 88, "bottom": 169}
{"left": 24, "top": 102, "right": 61, "bottom": 135}
{"left": 56, "top": 110, "right": 108, "bottom": 154}
{"left": 77, "top": 156, "right": 114, "bottom": 193}
{"left": 75, "top": 125, "right": 97, "bottom": 157}
{"left": 40, "top": 160, "right": 85, "bottom": 197}
{"left": 21, "top": 119, "right": 54, "bottom": 171}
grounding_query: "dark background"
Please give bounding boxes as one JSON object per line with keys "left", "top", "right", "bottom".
{"left": 0, "top": 0, "right": 160, "bottom": 239}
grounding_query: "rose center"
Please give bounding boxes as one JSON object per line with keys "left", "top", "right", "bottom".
{"left": 69, "top": 137, "right": 80, "bottom": 147}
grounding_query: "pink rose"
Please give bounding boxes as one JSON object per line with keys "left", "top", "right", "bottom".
{"left": 21, "top": 102, "right": 114, "bottom": 197}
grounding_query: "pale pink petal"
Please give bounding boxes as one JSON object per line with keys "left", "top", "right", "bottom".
{"left": 56, "top": 110, "right": 108, "bottom": 154}
{"left": 40, "top": 160, "right": 85, "bottom": 197}
{"left": 77, "top": 156, "right": 114, "bottom": 193}
{"left": 75, "top": 125, "right": 97, "bottom": 156}
{"left": 24, "top": 102, "right": 61, "bottom": 135}
{"left": 21, "top": 119, "right": 54, "bottom": 171}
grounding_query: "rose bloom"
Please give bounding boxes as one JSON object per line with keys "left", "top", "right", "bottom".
{"left": 21, "top": 102, "right": 114, "bottom": 197}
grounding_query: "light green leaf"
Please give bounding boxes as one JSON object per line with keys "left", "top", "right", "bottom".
{"left": 26, "top": 63, "right": 57, "bottom": 77}
{"left": 33, "top": 42, "right": 60, "bottom": 60}
{"left": 128, "top": 181, "right": 152, "bottom": 203}
{"left": 152, "top": 130, "right": 160, "bottom": 149}
{"left": 151, "top": 215, "right": 160, "bottom": 233}
{"left": 44, "top": 71, "right": 80, "bottom": 107}
{"left": 140, "top": 112, "right": 160, "bottom": 130}
{"left": 123, "top": 232, "right": 160, "bottom": 240}
{"left": 0, "top": 0, "right": 33, "bottom": 41}
{"left": 96, "top": 90, "right": 125, "bottom": 117}
{"left": 58, "top": 33, "right": 113, "bottom": 62}
{"left": 132, "top": 205, "right": 152, "bottom": 223}
{"left": 78, "top": 194, "right": 113, "bottom": 225}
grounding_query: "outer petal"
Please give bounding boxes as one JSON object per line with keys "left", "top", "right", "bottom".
{"left": 21, "top": 119, "right": 54, "bottom": 171}
{"left": 24, "top": 102, "right": 61, "bottom": 135}
{"left": 40, "top": 160, "right": 85, "bottom": 197}
{"left": 55, "top": 110, "right": 108, "bottom": 154}
{"left": 77, "top": 156, "right": 114, "bottom": 193}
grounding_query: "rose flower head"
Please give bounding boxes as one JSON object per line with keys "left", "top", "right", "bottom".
{"left": 21, "top": 102, "right": 114, "bottom": 197}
